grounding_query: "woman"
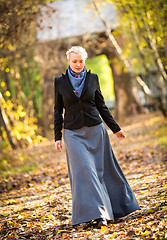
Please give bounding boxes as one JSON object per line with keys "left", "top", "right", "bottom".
{"left": 54, "top": 46, "right": 140, "bottom": 227}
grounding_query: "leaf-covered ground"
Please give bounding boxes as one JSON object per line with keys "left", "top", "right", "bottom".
{"left": 0, "top": 112, "right": 167, "bottom": 239}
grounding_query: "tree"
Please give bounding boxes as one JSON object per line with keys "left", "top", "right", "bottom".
{"left": 0, "top": 0, "right": 53, "bottom": 149}
{"left": 92, "top": 0, "right": 167, "bottom": 116}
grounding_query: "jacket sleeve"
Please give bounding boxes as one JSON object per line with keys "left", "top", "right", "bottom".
{"left": 54, "top": 77, "right": 64, "bottom": 141}
{"left": 95, "top": 75, "right": 121, "bottom": 133}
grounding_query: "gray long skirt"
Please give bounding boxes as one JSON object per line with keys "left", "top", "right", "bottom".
{"left": 64, "top": 123, "right": 140, "bottom": 226}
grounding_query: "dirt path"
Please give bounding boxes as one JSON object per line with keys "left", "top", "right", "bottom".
{"left": 0, "top": 112, "right": 167, "bottom": 239}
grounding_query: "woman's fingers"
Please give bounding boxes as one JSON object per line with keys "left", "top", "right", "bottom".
{"left": 55, "top": 140, "right": 63, "bottom": 152}
{"left": 115, "top": 130, "right": 126, "bottom": 139}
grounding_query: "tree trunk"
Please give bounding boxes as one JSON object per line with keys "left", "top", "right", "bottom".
{"left": 0, "top": 105, "right": 17, "bottom": 150}
{"left": 130, "top": 9, "right": 167, "bottom": 116}
{"left": 108, "top": 57, "right": 142, "bottom": 119}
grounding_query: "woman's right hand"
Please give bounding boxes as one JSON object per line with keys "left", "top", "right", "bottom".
{"left": 55, "top": 140, "right": 62, "bottom": 152}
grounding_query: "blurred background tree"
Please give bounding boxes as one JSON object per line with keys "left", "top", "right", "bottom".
{"left": 0, "top": 0, "right": 166, "bottom": 151}
{"left": 99, "top": 0, "right": 167, "bottom": 115}
{"left": 0, "top": 0, "right": 54, "bottom": 150}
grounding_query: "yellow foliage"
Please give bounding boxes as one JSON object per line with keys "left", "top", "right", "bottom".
{"left": 1, "top": 82, "right": 5, "bottom": 87}
{"left": 100, "top": 226, "right": 107, "bottom": 231}
{"left": 5, "top": 91, "right": 11, "bottom": 97}
{"left": 2, "top": 129, "right": 7, "bottom": 138}
{"left": 123, "top": 67, "right": 128, "bottom": 73}
{"left": 132, "top": 58, "right": 138, "bottom": 63}
{"left": 8, "top": 44, "right": 13, "bottom": 50}
{"left": 16, "top": 134, "right": 22, "bottom": 140}
{"left": 40, "top": 216, "right": 45, "bottom": 221}
{"left": 1, "top": 98, "right": 46, "bottom": 147}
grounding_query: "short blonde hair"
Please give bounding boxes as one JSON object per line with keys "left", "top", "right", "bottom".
{"left": 66, "top": 46, "right": 88, "bottom": 60}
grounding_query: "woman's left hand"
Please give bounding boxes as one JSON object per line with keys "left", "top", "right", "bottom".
{"left": 115, "top": 130, "right": 126, "bottom": 139}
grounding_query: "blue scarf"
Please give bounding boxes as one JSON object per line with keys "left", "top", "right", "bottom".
{"left": 67, "top": 66, "right": 87, "bottom": 97}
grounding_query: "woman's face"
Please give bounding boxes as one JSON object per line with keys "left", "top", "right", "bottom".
{"left": 68, "top": 52, "right": 85, "bottom": 73}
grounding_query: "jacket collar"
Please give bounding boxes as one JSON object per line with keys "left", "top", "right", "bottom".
{"left": 62, "top": 69, "right": 91, "bottom": 99}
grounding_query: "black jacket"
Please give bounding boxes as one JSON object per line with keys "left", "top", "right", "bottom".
{"left": 54, "top": 70, "right": 121, "bottom": 141}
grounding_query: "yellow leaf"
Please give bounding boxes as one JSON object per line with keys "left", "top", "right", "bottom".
{"left": 40, "top": 216, "right": 45, "bottom": 221}
{"left": 8, "top": 221, "right": 13, "bottom": 224}
{"left": 8, "top": 44, "right": 13, "bottom": 50}
{"left": 1, "top": 82, "right": 5, "bottom": 87}
{"left": 16, "top": 134, "right": 21, "bottom": 140}
{"left": 5, "top": 91, "right": 11, "bottom": 97}
{"left": 100, "top": 226, "right": 107, "bottom": 231}
{"left": 147, "top": 209, "right": 154, "bottom": 213}
{"left": 46, "top": 215, "right": 54, "bottom": 219}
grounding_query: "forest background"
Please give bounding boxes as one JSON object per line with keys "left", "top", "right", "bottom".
{"left": 0, "top": 0, "right": 167, "bottom": 151}
{"left": 0, "top": 0, "right": 167, "bottom": 169}
{"left": 0, "top": 1, "right": 167, "bottom": 239}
